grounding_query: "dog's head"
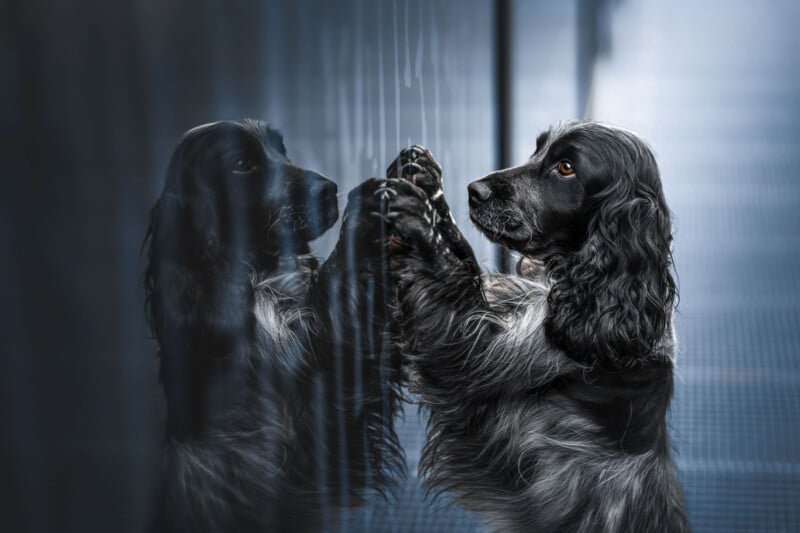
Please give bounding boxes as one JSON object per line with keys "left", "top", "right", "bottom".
{"left": 469, "top": 120, "right": 662, "bottom": 257}
{"left": 153, "top": 119, "right": 338, "bottom": 261}
{"left": 470, "top": 121, "right": 676, "bottom": 366}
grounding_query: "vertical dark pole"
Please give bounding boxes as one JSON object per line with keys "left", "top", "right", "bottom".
{"left": 494, "top": 0, "right": 513, "bottom": 272}
{"left": 576, "top": 0, "right": 600, "bottom": 118}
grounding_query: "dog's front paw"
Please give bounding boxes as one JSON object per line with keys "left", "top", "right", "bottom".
{"left": 388, "top": 147, "right": 480, "bottom": 271}
{"left": 386, "top": 145, "right": 444, "bottom": 205}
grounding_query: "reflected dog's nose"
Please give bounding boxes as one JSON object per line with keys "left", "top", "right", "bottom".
{"left": 305, "top": 172, "right": 337, "bottom": 199}
{"left": 468, "top": 180, "right": 493, "bottom": 204}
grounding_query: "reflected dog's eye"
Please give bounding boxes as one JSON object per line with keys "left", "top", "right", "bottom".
{"left": 223, "top": 151, "right": 257, "bottom": 174}
{"left": 233, "top": 158, "right": 255, "bottom": 173}
{"left": 557, "top": 160, "right": 575, "bottom": 176}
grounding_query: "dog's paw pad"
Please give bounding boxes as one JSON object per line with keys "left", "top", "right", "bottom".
{"left": 387, "top": 234, "right": 411, "bottom": 251}
{"left": 387, "top": 146, "right": 442, "bottom": 188}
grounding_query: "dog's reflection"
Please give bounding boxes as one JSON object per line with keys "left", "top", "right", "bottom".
{"left": 143, "top": 119, "right": 402, "bottom": 532}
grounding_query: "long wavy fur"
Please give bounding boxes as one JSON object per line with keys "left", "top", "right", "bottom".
{"left": 545, "top": 127, "right": 677, "bottom": 368}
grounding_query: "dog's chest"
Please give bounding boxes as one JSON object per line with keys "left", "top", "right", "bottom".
{"left": 251, "top": 264, "right": 315, "bottom": 372}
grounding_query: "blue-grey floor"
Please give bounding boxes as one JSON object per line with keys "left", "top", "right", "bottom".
{"left": 336, "top": 406, "right": 485, "bottom": 532}
{"left": 591, "top": 1, "right": 800, "bottom": 531}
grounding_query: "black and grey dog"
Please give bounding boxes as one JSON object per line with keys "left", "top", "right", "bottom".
{"left": 143, "top": 119, "right": 402, "bottom": 532}
{"left": 378, "top": 121, "right": 689, "bottom": 532}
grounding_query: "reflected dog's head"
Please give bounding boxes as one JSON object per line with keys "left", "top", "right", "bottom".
{"left": 469, "top": 120, "right": 676, "bottom": 366}
{"left": 143, "top": 120, "right": 339, "bottom": 394}
{"left": 149, "top": 119, "right": 338, "bottom": 265}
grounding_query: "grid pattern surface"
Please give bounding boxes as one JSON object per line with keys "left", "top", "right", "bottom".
{"left": 592, "top": 1, "right": 800, "bottom": 531}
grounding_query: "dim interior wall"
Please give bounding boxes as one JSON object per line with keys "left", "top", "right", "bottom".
{"left": 1, "top": 1, "right": 495, "bottom": 531}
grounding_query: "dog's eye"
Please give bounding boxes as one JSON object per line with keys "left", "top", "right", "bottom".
{"left": 233, "top": 158, "right": 255, "bottom": 173}
{"left": 557, "top": 160, "right": 575, "bottom": 176}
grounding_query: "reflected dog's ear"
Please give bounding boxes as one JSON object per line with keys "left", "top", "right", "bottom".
{"left": 143, "top": 189, "right": 221, "bottom": 336}
{"left": 150, "top": 134, "right": 226, "bottom": 257}
{"left": 153, "top": 181, "right": 222, "bottom": 261}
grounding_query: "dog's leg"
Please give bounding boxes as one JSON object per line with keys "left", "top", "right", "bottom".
{"left": 386, "top": 146, "right": 480, "bottom": 275}
{"left": 382, "top": 175, "right": 485, "bottom": 316}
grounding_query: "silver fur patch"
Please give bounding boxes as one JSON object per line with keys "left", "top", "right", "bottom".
{"left": 252, "top": 265, "right": 317, "bottom": 377}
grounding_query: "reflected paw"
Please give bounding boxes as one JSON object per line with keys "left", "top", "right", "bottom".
{"left": 339, "top": 178, "right": 391, "bottom": 241}
{"left": 381, "top": 178, "right": 439, "bottom": 257}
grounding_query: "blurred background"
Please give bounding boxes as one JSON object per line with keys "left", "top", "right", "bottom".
{"left": 2, "top": 0, "right": 800, "bottom": 531}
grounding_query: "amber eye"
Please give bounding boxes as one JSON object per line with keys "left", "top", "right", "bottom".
{"left": 557, "top": 160, "right": 575, "bottom": 176}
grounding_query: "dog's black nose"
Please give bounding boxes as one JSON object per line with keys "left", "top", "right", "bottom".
{"left": 468, "top": 180, "right": 493, "bottom": 203}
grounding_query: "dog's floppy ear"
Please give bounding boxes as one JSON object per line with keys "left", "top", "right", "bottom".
{"left": 546, "top": 156, "right": 676, "bottom": 367}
